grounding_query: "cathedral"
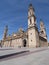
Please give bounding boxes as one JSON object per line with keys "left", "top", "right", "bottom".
{"left": 0, "top": 4, "right": 48, "bottom": 47}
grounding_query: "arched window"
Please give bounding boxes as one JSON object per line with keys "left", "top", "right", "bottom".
{"left": 23, "top": 39, "right": 26, "bottom": 47}
{"left": 30, "top": 12, "right": 31, "bottom": 15}
{"left": 30, "top": 19, "right": 32, "bottom": 24}
{"left": 41, "top": 31, "right": 44, "bottom": 34}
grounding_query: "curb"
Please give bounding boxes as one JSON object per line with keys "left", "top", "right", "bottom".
{"left": 0, "top": 50, "right": 29, "bottom": 59}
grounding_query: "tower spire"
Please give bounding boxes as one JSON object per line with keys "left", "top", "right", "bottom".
{"left": 28, "top": 3, "right": 35, "bottom": 12}
{"left": 28, "top": 3, "right": 36, "bottom": 28}
{"left": 28, "top": 4, "right": 35, "bottom": 17}
{"left": 40, "top": 20, "right": 47, "bottom": 39}
{"left": 3, "top": 25, "right": 8, "bottom": 40}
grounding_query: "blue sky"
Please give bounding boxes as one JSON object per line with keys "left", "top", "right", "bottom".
{"left": 0, "top": 0, "right": 49, "bottom": 42}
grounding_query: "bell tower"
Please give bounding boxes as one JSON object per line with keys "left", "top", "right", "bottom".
{"left": 28, "top": 4, "right": 36, "bottom": 28}
{"left": 28, "top": 4, "right": 39, "bottom": 47}
{"left": 3, "top": 25, "right": 8, "bottom": 40}
{"left": 40, "top": 20, "right": 47, "bottom": 39}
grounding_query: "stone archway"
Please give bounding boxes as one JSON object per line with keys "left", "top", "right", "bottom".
{"left": 23, "top": 39, "right": 27, "bottom": 47}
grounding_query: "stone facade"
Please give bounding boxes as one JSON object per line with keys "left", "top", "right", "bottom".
{"left": 39, "top": 36, "right": 48, "bottom": 47}
{"left": 0, "top": 4, "right": 48, "bottom": 48}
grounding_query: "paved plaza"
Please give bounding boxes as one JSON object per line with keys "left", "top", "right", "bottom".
{"left": 0, "top": 47, "right": 29, "bottom": 56}
{"left": 0, "top": 47, "right": 49, "bottom": 65}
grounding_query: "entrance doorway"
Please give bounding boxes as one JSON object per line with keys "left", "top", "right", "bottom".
{"left": 23, "top": 39, "right": 27, "bottom": 47}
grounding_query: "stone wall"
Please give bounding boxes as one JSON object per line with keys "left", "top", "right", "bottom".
{"left": 39, "top": 36, "right": 48, "bottom": 47}
{"left": 3, "top": 38, "right": 23, "bottom": 47}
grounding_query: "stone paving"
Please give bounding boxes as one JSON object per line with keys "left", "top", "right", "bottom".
{"left": 0, "top": 47, "right": 48, "bottom": 56}
{"left": 0, "top": 47, "right": 29, "bottom": 56}
{"left": 0, "top": 47, "right": 49, "bottom": 65}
